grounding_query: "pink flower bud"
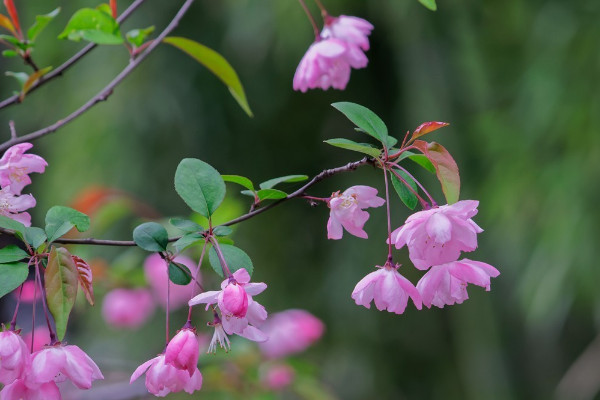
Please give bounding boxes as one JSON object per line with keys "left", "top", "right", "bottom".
{"left": 102, "top": 288, "right": 155, "bottom": 329}
{"left": 259, "top": 310, "right": 324, "bottom": 359}
{"left": 220, "top": 281, "right": 248, "bottom": 318}
{"left": 0, "top": 330, "right": 30, "bottom": 385}
{"left": 164, "top": 328, "right": 200, "bottom": 376}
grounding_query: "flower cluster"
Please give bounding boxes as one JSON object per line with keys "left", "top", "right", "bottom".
{"left": 0, "top": 143, "right": 46, "bottom": 226}
{"left": 294, "top": 15, "right": 373, "bottom": 92}
{"left": 0, "top": 329, "right": 103, "bottom": 399}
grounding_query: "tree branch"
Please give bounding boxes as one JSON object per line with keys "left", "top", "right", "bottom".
{"left": 0, "top": 0, "right": 148, "bottom": 111}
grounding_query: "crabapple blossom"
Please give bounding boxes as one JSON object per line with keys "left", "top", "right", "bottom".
{"left": 321, "top": 15, "right": 374, "bottom": 52}
{"left": 144, "top": 253, "right": 199, "bottom": 309}
{"left": 164, "top": 328, "right": 200, "bottom": 376}
{"left": 220, "top": 279, "right": 248, "bottom": 318}
{"left": 352, "top": 264, "right": 422, "bottom": 314}
{"left": 0, "top": 379, "right": 61, "bottom": 400}
{"left": 293, "top": 39, "right": 353, "bottom": 92}
{"left": 0, "top": 143, "right": 47, "bottom": 195}
{"left": 101, "top": 288, "right": 155, "bottom": 329}
{"left": 130, "top": 353, "right": 202, "bottom": 397}
{"left": 259, "top": 309, "right": 324, "bottom": 359}
{"left": 327, "top": 185, "right": 385, "bottom": 240}
{"left": 417, "top": 259, "right": 500, "bottom": 308}
{"left": 0, "top": 186, "right": 36, "bottom": 226}
{"left": 390, "top": 200, "right": 483, "bottom": 270}
{"left": 0, "top": 330, "right": 30, "bottom": 385}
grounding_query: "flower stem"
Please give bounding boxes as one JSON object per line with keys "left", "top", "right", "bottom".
{"left": 166, "top": 257, "right": 170, "bottom": 346}
{"left": 187, "top": 239, "right": 209, "bottom": 321}
{"left": 388, "top": 167, "right": 430, "bottom": 209}
{"left": 35, "top": 261, "right": 57, "bottom": 345}
{"left": 210, "top": 238, "right": 233, "bottom": 278}
{"left": 313, "top": 0, "right": 328, "bottom": 17}
{"left": 298, "top": 0, "right": 320, "bottom": 40}
{"left": 383, "top": 168, "right": 393, "bottom": 263}
{"left": 388, "top": 162, "right": 437, "bottom": 208}
{"left": 10, "top": 282, "right": 24, "bottom": 331}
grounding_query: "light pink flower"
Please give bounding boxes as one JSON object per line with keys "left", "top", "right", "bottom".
{"left": 144, "top": 253, "right": 199, "bottom": 309}
{"left": 327, "top": 185, "right": 385, "bottom": 240}
{"left": 322, "top": 15, "right": 374, "bottom": 52}
{"left": 164, "top": 328, "right": 199, "bottom": 376}
{"left": 390, "top": 200, "right": 483, "bottom": 270}
{"left": 0, "top": 330, "right": 30, "bottom": 385}
{"left": 101, "top": 288, "right": 155, "bottom": 329}
{"left": 261, "top": 363, "right": 295, "bottom": 390}
{"left": 293, "top": 38, "right": 353, "bottom": 92}
{"left": 0, "top": 186, "right": 36, "bottom": 226}
{"left": 352, "top": 264, "right": 422, "bottom": 314}
{"left": 417, "top": 258, "right": 500, "bottom": 308}
{"left": 23, "top": 327, "right": 51, "bottom": 353}
{"left": 29, "top": 344, "right": 103, "bottom": 389}
{"left": 130, "top": 354, "right": 202, "bottom": 397}
{"left": 258, "top": 309, "right": 324, "bottom": 359}
{"left": 0, "top": 143, "right": 47, "bottom": 195}
{"left": 189, "top": 268, "right": 268, "bottom": 342}
{"left": 0, "top": 379, "right": 61, "bottom": 400}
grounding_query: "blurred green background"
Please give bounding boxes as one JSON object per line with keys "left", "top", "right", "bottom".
{"left": 1, "top": 0, "right": 600, "bottom": 399}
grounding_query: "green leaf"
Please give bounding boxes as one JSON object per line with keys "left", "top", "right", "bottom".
{"left": 222, "top": 175, "right": 254, "bottom": 191}
{"left": 174, "top": 158, "right": 226, "bottom": 218}
{"left": 133, "top": 222, "right": 169, "bottom": 252}
{"left": 0, "top": 245, "right": 28, "bottom": 263}
{"left": 5, "top": 71, "right": 29, "bottom": 88}
{"left": 390, "top": 169, "right": 418, "bottom": 210}
{"left": 208, "top": 244, "right": 253, "bottom": 278}
{"left": 45, "top": 247, "right": 78, "bottom": 341}
{"left": 331, "top": 102, "right": 394, "bottom": 148}
{"left": 418, "top": 0, "right": 437, "bottom": 11}
{"left": 45, "top": 206, "right": 90, "bottom": 243}
{"left": 0, "top": 262, "right": 29, "bottom": 299}
{"left": 168, "top": 262, "right": 192, "bottom": 285}
{"left": 169, "top": 218, "right": 203, "bottom": 233}
{"left": 163, "top": 36, "right": 253, "bottom": 117}
{"left": 126, "top": 25, "right": 154, "bottom": 47}
{"left": 324, "top": 138, "right": 381, "bottom": 158}
{"left": 2, "top": 50, "right": 17, "bottom": 58}
{"left": 408, "top": 154, "right": 436, "bottom": 173}
{"left": 241, "top": 188, "right": 288, "bottom": 201}
{"left": 173, "top": 232, "right": 204, "bottom": 253}
{"left": 27, "top": 7, "right": 60, "bottom": 42}
{"left": 213, "top": 226, "right": 232, "bottom": 237}
{"left": 24, "top": 227, "right": 47, "bottom": 249}
{"left": 413, "top": 140, "right": 460, "bottom": 204}
{"left": 58, "top": 8, "right": 123, "bottom": 45}
{"left": 259, "top": 175, "right": 309, "bottom": 190}
{"left": 0, "top": 215, "right": 26, "bottom": 240}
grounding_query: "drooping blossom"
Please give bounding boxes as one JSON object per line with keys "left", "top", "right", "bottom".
{"left": 189, "top": 268, "right": 268, "bottom": 342}
{"left": 352, "top": 264, "right": 422, "bottom": 314}
{"left": 207, "top": 322, "right": 231, "bottom": 354}
{"left": 164, "top": 328, "right": 200, "bottom": 376}
{"left": 0, "top": 186, "right": 36, "bottom": 226}
{"left": 293, "top": 39, "right": 353, "bottom": 92}
{"left": 220, "top": 278, "right": 248, "bottom": 318}
{"left": 144, "top": 253, "right": 199, "bottom": 309}
{"left": 321, "top": 15, "right": 374, "bottom": 52}
{"left": 261, "top": 363, "right": 295, "bottom": 390}
{"left": 102, "top": 288, "right": 155, "bottom": 329}
{"left": 417, "top": 258, "right": 500, "bottom": 308}
{"left": 29, "top": 344, "right": 103, "bottom": 389}
{"left": 389, "top": 200, "right": 483, "bottom": 270}
{"left": 258, "top": 309, "right": 324, "bottom": 359}
{"left": 0, "top": 379, "right": 61, "bottom": 400}
{"left": 0, "top": 143, "right": 47, "bottom": 195}
{"left": 0, "top": 330, "right": 30, "bottom": 385}
{"left": 327, "top": 185, "right": 385, "bottom": 240}
{"left": 130, "top": 354, "right": 202, "bottom": 397}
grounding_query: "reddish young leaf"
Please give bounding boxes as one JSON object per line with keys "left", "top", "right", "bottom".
{"left": 109, "top": 0, "right": 117, "bottom": 18}
{"left": 413, "top": 140, "right": 460, "bottom": 204}
{"left": 0, "top": 13, "right": 16, "bottom": 35}
{"left": 72, "top": 255, "right": 94, "bottom": 306}
{"left": 20, "top": 66, "right": 52, "bottom": 101}
{"left": 411, "top": 121, "right": 450, "bottom": 142}
{"left": 45, "top": 247, "right": 78, "bottom": 341}
{"left": 3, "top": 0, "right": 21, "bottom": 37}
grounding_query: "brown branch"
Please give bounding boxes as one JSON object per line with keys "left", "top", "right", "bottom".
{"left": 0, "top": 0, "right": 194, "bottom": 152}
{"left": 0, "top": 0, "right": 148, "bottom": 111}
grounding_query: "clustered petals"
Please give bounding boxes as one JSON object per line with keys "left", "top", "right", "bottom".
{"left": 327, "top": 185, "right": 385, "bottom": 240}
{"left": 130, "top": 354, "right": 202, "bottom": 397}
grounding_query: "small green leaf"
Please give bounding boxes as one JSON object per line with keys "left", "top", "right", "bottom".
{"left": 27, "top": 7, "right": 60, "bottom": 42}
{"left": 0, "top": 215, "right": 26, "bottom": 238}
{"left": 0, "top": 35, "right": 24, "bottom": 48}
{"left": 241, "top": 189, "right": 288, "bottom": 201}
{"left": 58, "top": 8, "right": 123, "bottom": 45}
{"left": 45, "top": 206, "right": 90, "bottom": 243}
{"left": 2, "top": 50, "right": 17, "bottom": 58}
{"left": 208, "top": 244, "right": 253, "bottom": 278}
{"left": 331, "top": 102, "right": 393, "bottom": 148}
{"left": 0, "top": 245, "right": 28, "bottom": 263}
{"left": 413, "top": 140, "right": 460, "bottom": 204}
{"left": 169, "top": 218, "right": 203, "bottom": 233}
{"left": 126, "top": 25, "right": 154, "bottom": 47}
{"left": 213, "top": 226, "right": 232, "bottom": 237}
{"left": 5, "top": 71, "right": 29, "bottom": 88}
{"left": 174, "top": 158, "right": 226, "bottom": 218}
{"left": 173, "top": 232, "right": 204, "bottom": 253}
{"left": 133, "top": 222, "right": 169, "bottom": 252}
{"left": 222, "top": 175, "right": 254, "bottom": 191}
{"left": 0, "top": 262, "right": 29, "bottom": 299}
{"left": 163, "top": 36, "right": 253, "bottom": 117}
{"left": 390, "top": 169, "right": 418, "bottom": 210}
{"left": 324, "top": 138, "right": 381, "bottom": 158}
{"left": 21, "top": 66, "right": 52, "bottom": 99}
{"left": 408, "top": 154, "right": 436, "bottom": 173}
{"left": 168, "top": 262, "right": 192, "bottom": 285}
{"left": 259, "top": 175, "right": 308, "bottom": 190}
{"left": 418, "top": 0, "right": 437, "bottom": 11}
{"left": 45, "top": 247, "right": 78, "bottom": 341}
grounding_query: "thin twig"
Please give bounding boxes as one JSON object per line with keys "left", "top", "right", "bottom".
{"left": 8, "top": 121, "right": 17, "bottom": 139}
{"left": 0, "top": 0, "right": 148, "bottom": 111}
{"left": 0, "top": 0, "right": 194, "bottom": 152}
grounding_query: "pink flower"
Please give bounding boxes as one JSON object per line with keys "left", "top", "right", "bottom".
{"left": 29, "top": 344, "right": 103, "bottom": 389}
{"left": 0, "top": 379, "right": 61, "bottom": 400}
{"left": 327, "top": 185, "right": 385, "bottom": 240}
{"left": 417, "top": 259, "right": 500, "bottom": 308}
{"left": 390, "top": 200, "right": 483, "bottom": 270}
{"left": 23, "top": 328, "right": 51, "bottom": 353}
{"left": 101, "top": 288, "right": 155, "bottom": 329}
{"left": 189, "top": 268, "right": 268, "bottom": 342}
{"left": 164, "top": 328, "right": 199, "bottom": 376}
{"left": 0, "top": 330, "right": 30, "bottom": 385}
{"left": 220, "top": 279, "right": 248, "bottom": 318}
{"left": 352, "top": 264, "right": 422, "bottom": 314}
{"left": 130, "top": 354, "right": 202, "bottom": 397}
{"left": 144, "top": 253, "right": 199, "bottom": 309}
{"left": 261, "top": 363, "right": 295, "bottom": 390}
{"left": 258, "top": 309, "right": 324, "bottom": 359}
{"left": 322, "top": 15, "right": 374, "bottom": 52}
{"left": 0, "top": 186, "right": 36, "bottom": 226}
{"left": 0, "top": 143, "right": 47, "bottom": 195}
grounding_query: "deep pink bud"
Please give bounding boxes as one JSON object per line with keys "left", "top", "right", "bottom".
{"left": 0, "top": 330, "right": 30, "bottom": 385}
{"left": 220, "top": 281, "right": 248, "bottom": 318}
{"left": 102, "top": 288, "right": 155, "bottom": 329}
{"left": 164, "top": 328, "right": 200, "bottom": 376}
{"left": 259, "top": 309, "right": 324, "bottom": 359}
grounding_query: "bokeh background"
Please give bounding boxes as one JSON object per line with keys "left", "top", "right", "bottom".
{"left": 1, "top": 0, "right": 600, "bottom": 399}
